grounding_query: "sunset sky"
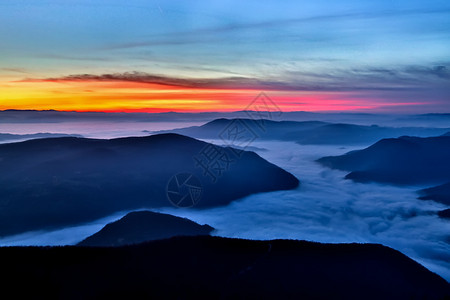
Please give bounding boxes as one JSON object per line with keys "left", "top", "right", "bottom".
{"left": 0, "top": 0, "right": 449, "bottom": 113}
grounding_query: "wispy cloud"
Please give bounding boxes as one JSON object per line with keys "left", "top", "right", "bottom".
{"left": 21, "top": 72, "right": 274, "bottom": 90}
{"left": 0, "top": 68, "right": 33, "bottom": 74}
{"left": 20, "top": 63, "right": 450, "bottom": 93}
{"left": 38, "top": 54, "right": 113, "bottom": 62}
{"left": 103, "top": 9, "right": 450, "bottom": 50}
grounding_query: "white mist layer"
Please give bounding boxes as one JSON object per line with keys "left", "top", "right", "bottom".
{"left": 156, "top": 141, "right": 450, "bottom": 281}
{"left": 0, "top": 121, "right": 202, "bottom": 139}
{"left": 0, "top": 139, "right": 448, "bottom": 281}
{"left": 0, "top": 210, "right": 140, "bottom": 246}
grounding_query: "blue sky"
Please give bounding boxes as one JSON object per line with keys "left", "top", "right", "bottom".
{"left": 0, "top": 0, "right": 449, "bottom": 112}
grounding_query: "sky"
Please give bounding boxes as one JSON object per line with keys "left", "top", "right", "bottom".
{"left": 0, "top": 0, "right": 449, "bottom": 113}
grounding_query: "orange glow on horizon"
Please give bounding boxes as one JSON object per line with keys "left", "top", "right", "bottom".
{"left": 0, "top": 79, "right": 425, "bottom": 113}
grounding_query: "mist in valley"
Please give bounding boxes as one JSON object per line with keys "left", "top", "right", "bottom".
{"left": 0, "top": 116, "right": 449, "bottom": 281}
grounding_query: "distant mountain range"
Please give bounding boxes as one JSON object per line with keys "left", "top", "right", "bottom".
{"left": 317, "top": 135, "right": 450, "bottom": 185}
{"left": 318, "top": 135, "right": 450, "bottom": 220}
{"left": 0, "top": 134, "right": 298, "bottom": 237}
{"left": 419, "top": 182, "right": 450, "bottom": 206}
{"left": 156, "top": 118, "right": 450, "bottom": 145}
{"left": 78, "top": 211, "right": 214, "bottom": 247}
{"left": 2, "top": 109, "right": 450, "bottom": 127}
{"left": 420, "top": 182, "right": 450, "bottom": 219}
{"left": 0, "top": 133, "right": 82, "bottom": 142}
{"left": 1, "top": 236, "right": 448, "bottom": 299}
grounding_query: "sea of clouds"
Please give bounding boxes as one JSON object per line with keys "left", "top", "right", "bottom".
{"left": 156, "top": 141, "right": 450, "bottom": 280}
{"left": 0, "top": 123, "right": 448, "bottom": 281}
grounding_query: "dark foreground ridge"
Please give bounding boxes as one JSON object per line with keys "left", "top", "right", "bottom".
{"left": 317, "top": 135, "right": 450, "bottom": 185}
{"left": 0, "top": 236, "right": 448, "bottom": 299}
{"left": 0, "top": 134, "right": 299, "bottom": 237}
{"left": 78, "top": 210, "right": 214, "bottom": 246}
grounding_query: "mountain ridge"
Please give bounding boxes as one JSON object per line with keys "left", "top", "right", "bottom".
{"left": 154, "top": 118, "right": 450, "bottom": 145}
{"left": 78, "top": 210, "right": 214, "bottom": 246}
{"left": 0, "top": 235, "right": 448, "bottom": 299}
{"left": 317, "top": 135, "right": 450, "bottom": 185}
{"left": 0, "top": 133, "right": 299, "bottom": 237}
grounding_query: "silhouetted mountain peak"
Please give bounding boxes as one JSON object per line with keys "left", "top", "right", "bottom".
{"left": 78, "top": 211, "right": 214, "bottom": 247}
{"left": 0, "top": 134, "right": 299, "bottom": 237}
{"left": 419, "top": 182, "right": 450, "bottom": 205}
{"left": 318, "top": 135, "right": 450, "bottom": 185}
{"left": 156, "top": 118, "right": 450, "bottom": 145}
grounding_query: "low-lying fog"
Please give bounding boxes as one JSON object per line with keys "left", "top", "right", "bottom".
{"left": 0, "top": 121, "right": 203, "bottom": 139}
{"left": 0, "top": 120, "right": 449, "bottom": 281}
{"left": 158, "top": 141, "right": 450, "bottom": 281}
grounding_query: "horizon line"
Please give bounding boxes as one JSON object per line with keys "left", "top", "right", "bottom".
{"left": 2, "top": 109, "right": 449, "bottom": 116}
